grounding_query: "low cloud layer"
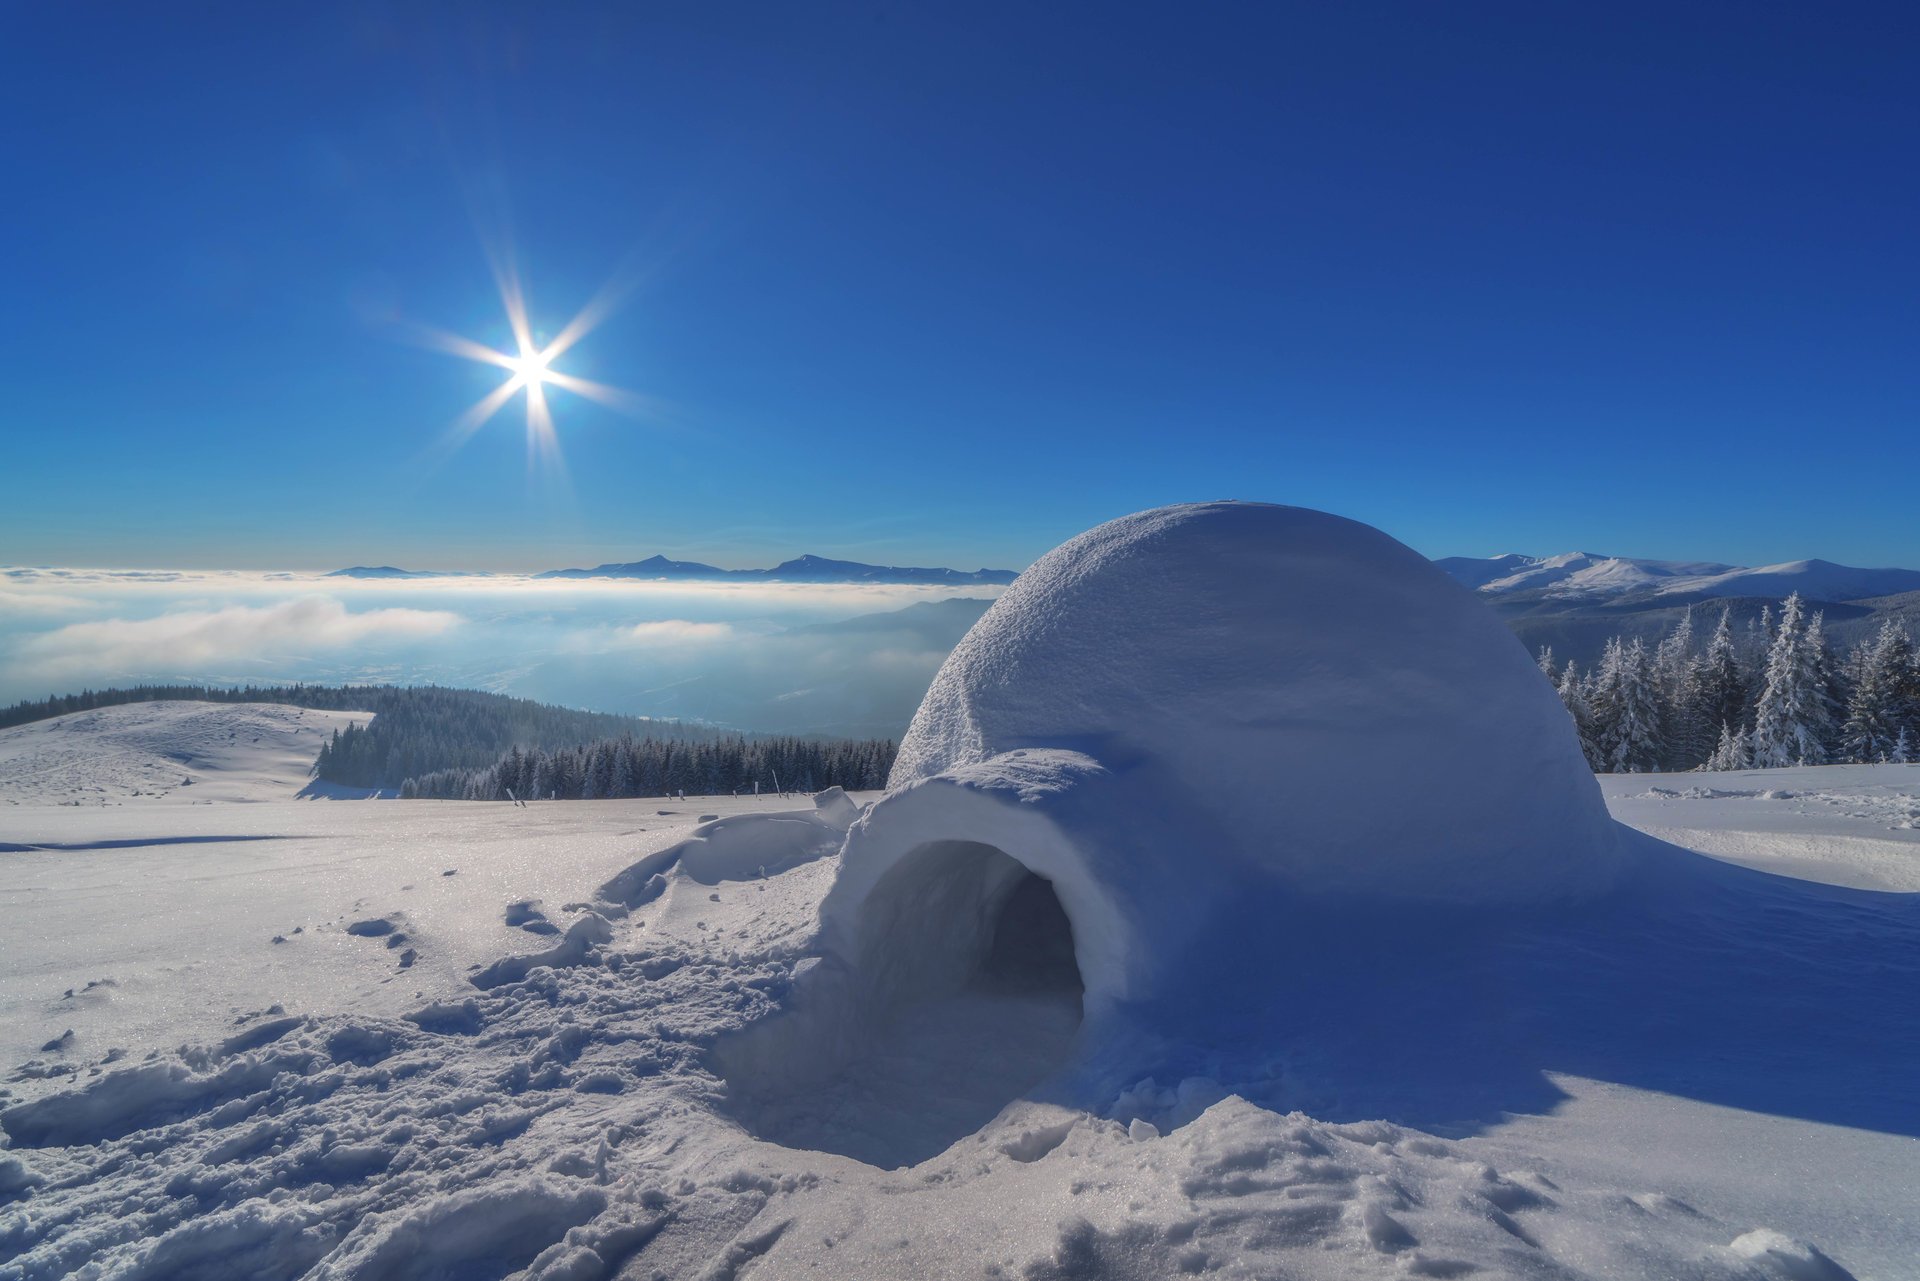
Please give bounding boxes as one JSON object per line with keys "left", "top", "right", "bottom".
{"left": 624, "top": 619, "right": 739, "bottom": 645}
{"left": 0, "top": 570, "right": 995, "bottom": 736}
{"left": 15, "top": 597, "right": 462, "bottom": 686}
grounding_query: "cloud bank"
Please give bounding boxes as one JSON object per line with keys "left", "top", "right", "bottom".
{"left": 15, "top": 597, "right": 462, "bottom": 685}
{"left": 0, "top": 570, "right": 996, "bottom": 736}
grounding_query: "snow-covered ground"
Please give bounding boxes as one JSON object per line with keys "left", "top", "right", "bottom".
{"left": 1, "top": 711, "right": 1917, "bottom": 1278}
{"left": 0, "top": 703, "right": 367, "bottom": 807}
{"left": 1601, "top": 763, "right": 1920, "bottom": 892}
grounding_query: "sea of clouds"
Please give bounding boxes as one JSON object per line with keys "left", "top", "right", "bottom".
{"left": 0, "top": 569, "right": 994, "bottom": 737}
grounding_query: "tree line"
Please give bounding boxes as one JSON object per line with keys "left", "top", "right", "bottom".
{"left": 0, "top": 683, "right": 397, "bottom": 731}
{"left": 1, "top": 682, "right": 751, "bottom": 789}
{"left": 396, "top": 733, "right": 897, "bottom": 800}
{"left": 1545, "top": 592, "right": 1920, "bottom": 773}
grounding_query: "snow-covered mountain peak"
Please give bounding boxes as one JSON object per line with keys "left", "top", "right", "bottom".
{"left": 1437, "top": 549, "right": 1920, "bottom": 603}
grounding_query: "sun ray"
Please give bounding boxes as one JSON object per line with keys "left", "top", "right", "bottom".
{"left": 404, "top": 323, "right": 522, "bottom": 371}
{"left": 540, "top": 369, "right": 663, "bottom": 419}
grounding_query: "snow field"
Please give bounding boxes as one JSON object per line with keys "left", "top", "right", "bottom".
{"left": 3, "top": 773, "right": 1915, "bottom": 1278}
{"left": 0, "top": 793, "right": 834, "bottom": 1083}
{"left": 0, "top": 703, "right": 368, "bottom": 808}
{"left": 1602, "top": 762, "right": 1920, "bottom": 891}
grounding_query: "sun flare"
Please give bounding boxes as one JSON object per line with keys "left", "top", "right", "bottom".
{"left": 414, "top": 249, "right": 649, "bottom": 473}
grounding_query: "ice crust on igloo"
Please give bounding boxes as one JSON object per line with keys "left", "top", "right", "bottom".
{"left": 887, "top": 501, "right": 1622, "bottom": 905}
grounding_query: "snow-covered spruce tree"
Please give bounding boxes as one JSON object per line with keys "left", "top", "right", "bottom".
{"left": 1743, "top": 605, "right": 1775, "bottom": 710}
{"left": 1894, "top": 727, "right": 1914, "bottom": 765}
{"left": 1651, "top": 608, "right": 1712, "bottom": 769}
{"left": 1592, "top": 637, "right": 1663, "bottom": 773}
{"left": 1537, "top": 645, "right": 1556, "bottom": 681}
{"left": 1808, "top": 611, "right": 1849, "bottom": 761}
{"left": 1691, "top": 607, "right": 1749, "bottom": 735}
{"left": 1555, "top": 659, "right": 1605, "bottom": 771}
{"left": 1665, "top": 657, "right": 1714, "bottom": 770}
{"left": 1653, "top": 607, "right": 1695, "bottom": 692}
{"left": 1706, "top": 720, "right": 1752, "bottom": 771}
{"left": 1585, "top": 640, "right": 1623, "bottom": 765}
{"left": 1841, "top": 621, "right": 1917, "bottom": 763}
{"left": 1750, "top": 593, "right": 1830, "bottom": 768}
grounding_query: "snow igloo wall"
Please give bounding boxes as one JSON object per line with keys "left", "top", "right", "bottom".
{"left": 717, "top": 502, "right": 1625, "bottom": 1164}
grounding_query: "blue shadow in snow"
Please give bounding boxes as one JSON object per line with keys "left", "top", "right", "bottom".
{"left": 1112, "top": 831, "right": 1920, "bottom": 1140}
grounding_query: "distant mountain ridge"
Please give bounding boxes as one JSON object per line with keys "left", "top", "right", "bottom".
{"left": 1435, "top": 551, "right": 1920, "bottom": 604}
{"left": 533, "top": 554, "right": 1019, "bottom": 585}
{"left": 326, "top": 556, "right": 1016, "bottom": 585}
{"left": 327, "top": 566, "right": 451, "bottom": 579}
{"left": 1436, "top": 550, "right": 1920, "bottom": 672}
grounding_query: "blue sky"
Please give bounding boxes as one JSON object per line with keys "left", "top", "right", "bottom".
{"left": 3, "top": 2, "right": 1915, "bottom": 572}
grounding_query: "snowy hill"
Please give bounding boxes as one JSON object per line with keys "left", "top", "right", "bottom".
{"left": 0, "top": 702, "right": 367, "bottom": 806}
{"left": 1437, "top": 550, "right": 1920, "bottom": 602}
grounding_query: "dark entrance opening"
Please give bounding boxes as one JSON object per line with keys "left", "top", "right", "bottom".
{"left": 715, "top": 841, "right": 1084, "bottom": 1168}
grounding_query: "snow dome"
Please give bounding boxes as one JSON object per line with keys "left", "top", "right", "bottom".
{"left": 719, "top": 503, "right": 1625, "bottom": 1162}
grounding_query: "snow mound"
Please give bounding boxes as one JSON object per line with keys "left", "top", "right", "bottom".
{"left": 720, "top": 504, "right": 1628, "bottom": 1165}
{"left": 826, "top": 504, "right": 1622, "bottom": 1019}
{"left": 0, "top": 701, "right": 368, "bottom": 806}
{"left": 891, "top": 501, "right": 1621, "bottom": 903}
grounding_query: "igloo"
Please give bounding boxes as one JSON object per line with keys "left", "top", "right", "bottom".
{"left": 718, "top": 502, "right": 1625, "bottom": 1165}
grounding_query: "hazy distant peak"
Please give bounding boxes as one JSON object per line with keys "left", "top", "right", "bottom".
{"left": 328, "top": 566, "right": 437, "bottom": 579}
{"left": 537, "top": 554, "right": 1018, "bottom": 585}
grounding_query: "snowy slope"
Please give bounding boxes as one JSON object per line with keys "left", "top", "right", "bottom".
{"left": 1601, "top": 762, "right": 1920, "bottom": 892}
{"left": 0, "top": 702, "right": 369, "bottom": 807}
{"left": 1438, "top": 551, "right": 1920, "bottom": 602}
{"left": 2, "top": 774, "right": 1915, "bottom": 1279}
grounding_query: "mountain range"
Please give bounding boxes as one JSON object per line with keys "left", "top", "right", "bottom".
{"left": 535, "top": 554, "right": 1018, "bottom": 585}
{"left": 1436, "top": 552, "right": 1920, "bottom": 669}
{"left": 329, "top": 556, "right": 1018, "bottom": 586}
{"left": 1433, "top": 551, "right": 1920, "bottom": 603}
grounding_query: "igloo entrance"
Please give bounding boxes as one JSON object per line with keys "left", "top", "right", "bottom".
{"left": 716, "top": 840, "right": 1085, "bottom": 1168}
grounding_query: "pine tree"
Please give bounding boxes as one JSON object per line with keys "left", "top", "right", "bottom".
{"left": 1841, "top": 621, "right": 1916, "bottom": 763}
{"left": 1706, "top": 721, "right": 1752, "bottom": 771}
{"left": 1807, "top": 611, "right": 1846, "bottom": 760}
{"left": 1556, "top": 660, "right": 1605, "bottom": 771}
{"left": 1654, "top": 607, "right": 1696, "bottom": 693}
{"left": 1751, "top": 594, "right": 1829, "bottom": 768}
{"left": 1616, "top": 638, "right": 1665, "bottom": 772}
{"left": 1692, "top": 609, "right": 1748, "bottom": 736}
{"left": 1592, "top": 637, "right": 1663, "bottom": 773}
{"left": 1652, "top": 609, "right": 1709, "bottom": 769}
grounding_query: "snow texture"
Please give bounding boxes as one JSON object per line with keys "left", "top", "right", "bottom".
{"left": 891, "top": 501, "right": 1623, "bottom": 904}
{"left": 5, "top": 772, "right": 1915, "bottom": 1279}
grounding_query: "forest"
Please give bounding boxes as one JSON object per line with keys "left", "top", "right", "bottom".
{"left": 2, "top": 683, "right": 739, "bottom": 788}
{"left": 396, "top": 733, "right": 896, "bottom": 800}
{"left": 1547, "top": 592, "right": 1920, "bottom": 773}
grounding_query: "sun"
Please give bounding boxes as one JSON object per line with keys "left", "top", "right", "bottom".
{"left": 411, "top": 247, "right": 650, "bottom": 473}
{"left": 505, "top": 345, "right": 554, "bottom": 387}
